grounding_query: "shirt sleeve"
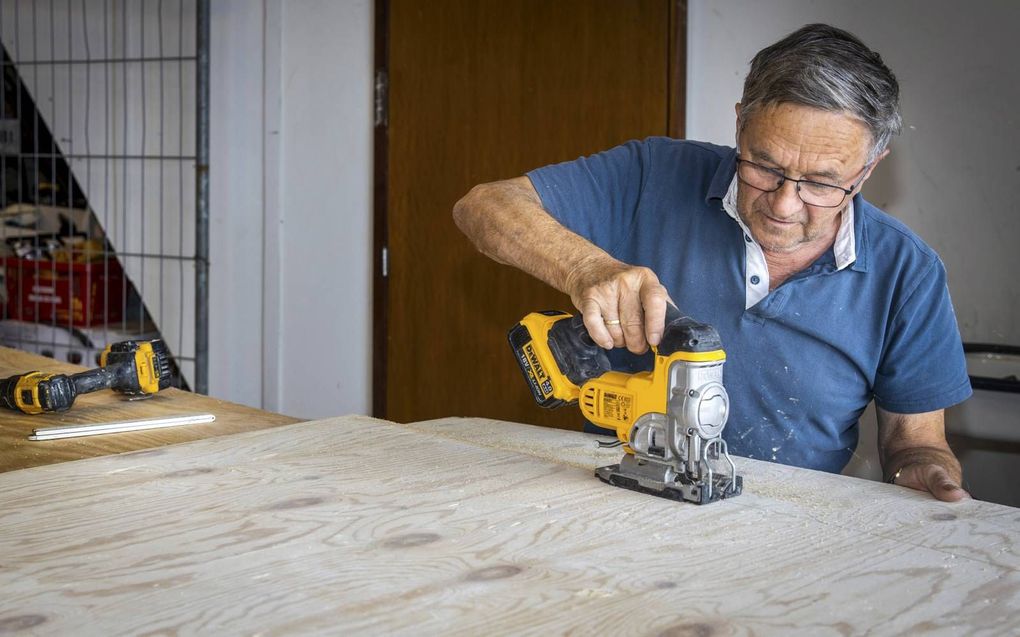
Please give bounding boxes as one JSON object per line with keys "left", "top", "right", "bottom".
{"left": 873, "top": 257, "right": 973, "bottom": 413}
{"left": 525, "top": 139, "right": 651, "bottom": 254}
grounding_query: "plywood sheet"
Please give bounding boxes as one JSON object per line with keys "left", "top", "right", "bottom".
{"left": 0, "top": 415, "right": 1017, "bottom": 636}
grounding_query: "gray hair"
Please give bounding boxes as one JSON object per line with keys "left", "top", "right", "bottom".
{"left": 739, "top": 24, "right": 902, "bottom": 163}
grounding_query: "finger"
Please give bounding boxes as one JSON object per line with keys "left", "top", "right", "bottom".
{"left": 596, "top": 290, "right": 627, "bottom": 350}
{"left": 597, "top": 311, "right": 626, "bottom": 350}
{"left": 606, "top": 316, "right": 626, "bottom": 350}
{"left": 617, "top": 285, "right": 649, "bottom": 354}
{"left": 640, "top": 283, "right": 670, "bottom": 347}
{"left": 920, "top": 465, "right": 971, "bottom": 503}
{"left": 579, "top": 297, "right": 614, "bottom": 350}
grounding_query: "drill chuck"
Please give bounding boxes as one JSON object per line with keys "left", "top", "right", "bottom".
{"left": 0, "top": 372, "right": 76, "bottom": 414}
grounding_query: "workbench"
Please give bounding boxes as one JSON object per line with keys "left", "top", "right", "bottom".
{"left": 0, "top": 346, "right": 301, "bottom": 472}
{"left": 1, "top": 414, "right": 1017, "bottom": 635}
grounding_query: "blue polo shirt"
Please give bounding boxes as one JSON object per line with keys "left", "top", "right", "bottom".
{"left": 526, "top": 137, "right": 972, "bottom": 473}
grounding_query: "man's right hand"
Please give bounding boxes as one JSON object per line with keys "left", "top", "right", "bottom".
{"left": 565, "top": 260, "right": 671, "bottom": 354}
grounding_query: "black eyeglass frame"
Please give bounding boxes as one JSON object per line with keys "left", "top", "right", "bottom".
{"left": 735, "top": 157, "right": 872, "bottom": 209}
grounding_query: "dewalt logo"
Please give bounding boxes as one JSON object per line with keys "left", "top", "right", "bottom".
{"left": 524, "top": 343, "right": 546, "bottom": 380}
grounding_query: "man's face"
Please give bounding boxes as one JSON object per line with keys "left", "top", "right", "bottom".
{"left": 735, "top": 102, "right": 879, "bottom": 255}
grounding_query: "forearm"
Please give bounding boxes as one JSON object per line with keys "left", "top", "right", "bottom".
{"left": 452, "top": 177, "right": 619, "bottom": 298}
{"left": 453, "top": 176, "right": 670, "bottom": 352}
{"left": 877, "top": 407, "right": 955, "bottom": 474}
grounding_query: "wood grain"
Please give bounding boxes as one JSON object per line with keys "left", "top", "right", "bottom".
{"left": 0, "top": 346, "right": 301, "bottom": 472}
{"left": 384, "top": 0, "right": 674, "bottom": 428}
{"left": 1, "top": 415, "right": 1016, "bottom": 635}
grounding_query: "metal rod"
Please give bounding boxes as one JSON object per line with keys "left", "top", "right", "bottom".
{"left": 4, "top": 56, "right": 197, "bottom": 66}
{"left": 31, "top": 1, "right": 40, "bottom": 338}
{"left": 158, "top": 0, "right": 165, "bottom": 357}
{"left": 82, "top": 0, "right": 95, "bottom": 336}
{"left": 28, "top": 413, "right": 216, "bottom": 440}
{"left": 104, "top": 251, "right": 199, "bottom": 261}
{"left": 13, "top": 0, "right": 23, "bottom": 352}
{"left": 14, "top": 152, "right": 197, "bottom": 160}
{"left": 178, "top": 0, "right": 186, "bottom": 382}
{"left": 195, "top": 0, "right": 210, "bottom": 395}
{"left": 0, "top": 336, "right": 194, "bottom": 356}
{"left": 101, "top": 0, "right": 111, "bottom": 350}
{"left": 60, "top": 0, "right": 73, "bottom": 349}
{"left": 0, "top": 11, "right": 5, "bottom": 337}
{"left": 138, "top": 1, "right": 147, "bottom": 338}
{"left": 120, "top": 0, "right": 129, "bottom": 333}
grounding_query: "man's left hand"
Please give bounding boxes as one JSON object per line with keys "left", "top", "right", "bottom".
{"left": 891, "top": 461, "right": 970, "bottom": 502}
{"left": 877, "top": 407, "right": 970, "bottom": 502}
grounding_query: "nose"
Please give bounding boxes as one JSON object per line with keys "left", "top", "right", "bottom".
{"left": 768, "top": 178, "right": 804, "bottom": 219}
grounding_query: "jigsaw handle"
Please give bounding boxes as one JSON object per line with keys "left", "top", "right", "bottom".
{"left": 573, "top": 304, "right": 683, "bottom": 343}
{"left": 658, "top": 304, "right": 723, "bottom": 355}
{"left": 664, "top": 302, "right": 683, "bottom": 325}
{"left": 551, "top": 314, "right": 611, "bottom": 386}
{"left": 564, "top": 303, "right": 720, "bottom": 357}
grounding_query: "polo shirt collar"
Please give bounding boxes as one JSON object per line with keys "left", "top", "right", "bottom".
{"left": 706, "top": 149, "right": 737, "bottom": 203}
{"left": 849, "top": 193, "right": 869, "bottom": 273}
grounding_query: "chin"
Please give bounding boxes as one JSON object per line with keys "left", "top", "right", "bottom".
{"left": 752, "top": 225, "right": 798, "bottom": 249}
{"left": 761, "top": 241, "right": 799, "bottom": 254}
{"left": 755, "top": 231, "right": 802, "bottom": 254}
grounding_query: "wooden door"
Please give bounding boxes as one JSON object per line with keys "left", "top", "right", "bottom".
{"left": 378, "top": 0, "right": 684, "bottom": 427}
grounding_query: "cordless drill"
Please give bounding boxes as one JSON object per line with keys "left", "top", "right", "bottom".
{"left": 0, "top": 340, "right": 173, "bottom": 414}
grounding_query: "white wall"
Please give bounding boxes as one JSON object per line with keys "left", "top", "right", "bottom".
{"left": 687, "top": 0, "right": 1020, "bottom": 345}
{"left": 209, "top": 0, "right": 373, "bottom": 419}
{"left": 208, "top": 0, "right": 266, "bottom": 406}
{"left": 270, "top": 0, "right": 373, "bottom": 418}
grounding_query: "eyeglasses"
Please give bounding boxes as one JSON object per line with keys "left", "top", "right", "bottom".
{"left": 735, "top": 157, "right": 871, "bottom": 208}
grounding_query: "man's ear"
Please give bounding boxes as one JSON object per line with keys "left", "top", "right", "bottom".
{"left": 860, "top": 147, "right": 891, "bottom": 186}
{"left": 734, "top": 102, "right": 742, "bottom": 148}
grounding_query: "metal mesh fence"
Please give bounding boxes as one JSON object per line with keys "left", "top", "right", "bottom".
{"left": 0, "top": 0, "right": 206, "bottom": 391}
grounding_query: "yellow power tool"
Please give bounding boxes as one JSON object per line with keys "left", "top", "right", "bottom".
{"left": 509, "top": 306, "right": 742, "bottom": 504}
{"left": 0, "top": 340, "right": 172, "bottom": 414}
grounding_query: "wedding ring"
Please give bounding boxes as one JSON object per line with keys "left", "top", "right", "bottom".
{"left": 887, "top": 467, "right": 903, "bottom": 484}
{"left": 603, "top": 319, "right": 621, "bottom": 326}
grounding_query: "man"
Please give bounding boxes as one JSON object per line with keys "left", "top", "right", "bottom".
{"left": 452, "top": 24, "right": 972, "bottom": 502}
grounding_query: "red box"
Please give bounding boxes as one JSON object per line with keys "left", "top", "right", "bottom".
{"left": 3, "top": 256, "right": 126, "bottom": 327}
